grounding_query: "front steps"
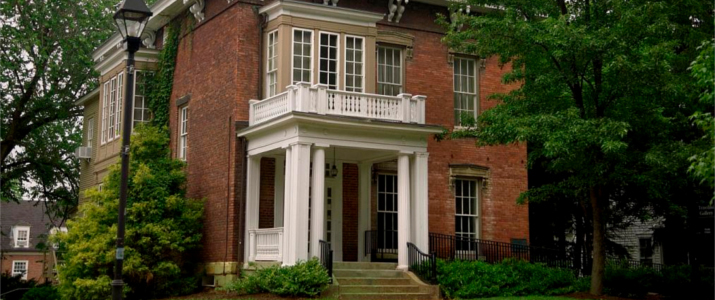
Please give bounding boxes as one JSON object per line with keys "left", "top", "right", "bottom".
{"left": 331, "top": 262, "right": 439, "bottom": 300}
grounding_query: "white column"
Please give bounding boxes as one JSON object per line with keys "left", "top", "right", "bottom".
{"left": 282, "top": 147, "right": 293, "bottom": 266}
{"left": 397, "top": 152, "right": 411, "bottom": 270}
{"left": 274, "top": 156, "right": 285, "bottom": 227}
{"left": 357, "top": 162, "right": 371, "bottom": 262}
{"left": 310, "top": 146, "right": 327, "bottom": 257}
{"left": 285, "top": 142, "right": 312, "bottom": 265}
{"left": 245, "top": 155, "right": 261, "bottom": 264}
{"left": 414, "top": 152, "right": 429, "bottom": 251}
{"left": 410, "top": 156, "right": 417, "bottom": 243}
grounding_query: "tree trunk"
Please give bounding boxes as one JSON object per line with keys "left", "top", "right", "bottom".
{"left": 589, "top": 186, "right": 606, "bottom": 295}
{"left": 574, "top": 201, "right": 584, "bottom": 275}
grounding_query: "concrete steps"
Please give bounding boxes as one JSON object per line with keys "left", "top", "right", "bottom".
{"left": 331, "top": 262, "right": 439, "bottom": 300}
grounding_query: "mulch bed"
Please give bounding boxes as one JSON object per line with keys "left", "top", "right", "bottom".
{"left": 165, "top": 289, "right": 317, "bottom": 299}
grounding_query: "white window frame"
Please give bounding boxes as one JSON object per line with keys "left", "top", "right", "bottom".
{"left": 13, "top": 226, "right": 30, "bottom": 248}
{"left": 266, "top": 30, "right": 279, "bottom": 97}
{"left": 291, "top": 28, "right": 314, "bottom": 84}
{"left": 318, "top": 31, "right": 340, "bottom": 90}
{"left": 344, "top": 35, "right": 365, "bottom": 93}
{"left": 11, "top": 260, "right": 28, "bottom": 280}
{"left": 455, "top": 179, "right": 479, "bottom": 252}
{"left": 116, "top": 72, "right": 123, "bottom": 137}
{"left": 377, "top": 46, "right": 403, "bottom": 96}
{"left": 86, "top": 117, "right": 94, "bottom": 147}
{"left": 453, "top": 57, "right": 479, "bottom": 127}
{"left": 101, "top": 73, "right": 125, "bottom": 144}
{"left": 178, "top": 106, "right": 188, "bottom": 161}
{"left": 133, "top": 70, "right": 151, "bottom": 127}
{"left": 101, "top": 82, "right": 109, "bottom": 144}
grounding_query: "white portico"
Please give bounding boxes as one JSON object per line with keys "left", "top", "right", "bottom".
{"left": 239, "top": 83, "right": 440, "bottom": 270}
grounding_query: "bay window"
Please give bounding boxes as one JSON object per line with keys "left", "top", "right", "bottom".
{"left": 266, "top": 30, "right": 279, "bottom": 97}
{"left": 345, "top": 36, "right": 364, "bottom": 92}
{"left": 319, "top": 32, "right": 339, "bottom": 89}
{"left": 292, "top": 29, "right": 313, "bottom": 84}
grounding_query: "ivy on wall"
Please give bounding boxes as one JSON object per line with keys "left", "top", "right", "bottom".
{"left": 147, "top": 20, "right": 180, "bottom": 132}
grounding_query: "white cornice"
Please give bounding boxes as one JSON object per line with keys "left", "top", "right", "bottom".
{"left": 94, "top": 48, "right": 160, "bottom": 76}
{"left": 74, "top": 88, "right": 100, "bottom": 106}
{"left": 260, "top": 0, "right": 385, "bottom": 28}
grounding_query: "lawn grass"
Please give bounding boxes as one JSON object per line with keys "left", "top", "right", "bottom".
{"left": 475, "top": 297, "right": 577, "bottom": 300}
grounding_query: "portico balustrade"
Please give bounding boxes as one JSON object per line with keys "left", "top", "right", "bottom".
{"left": 249, "top": 83, "right": 426, "bottom": 126}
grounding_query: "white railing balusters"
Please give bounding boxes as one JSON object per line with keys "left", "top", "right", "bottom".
{"left": 249, "top": 227, "right": 283, "bottom": 261}
{"left": 249, "top": 85, "right": 426, "bottom": 126}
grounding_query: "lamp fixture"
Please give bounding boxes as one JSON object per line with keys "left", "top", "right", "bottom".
{"left": 330, "top": 148, "right": 338, "bottom": 178}
{"left": 113, "top": 0, "right": 153, "bottom": 46}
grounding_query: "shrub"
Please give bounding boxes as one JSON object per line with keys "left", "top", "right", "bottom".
{"left": 603, "top": 261, "right": 660, "bottom": 298}
{"left": 0, "top": 273, "right": 37, "bottom": 300}
{"left": 56, "top": 126, "right": 204, "bottom": 300}
{"left": 21, "top": 286, "right": 60, "bottom": 300}
{"left": 604, "top": 262, "right": 715, "bottom": 299}
{"left": 222, "top": 259, "right": 330, "bottom": 297}
{"left": 437, "top": 258, "right": 578, "bottom": 299}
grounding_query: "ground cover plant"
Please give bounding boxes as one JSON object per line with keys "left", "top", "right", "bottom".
{"left": 221, "top": 259, "right": 330, "bottom": 297}
{"left": 437, "top": 259, "right": 581, "bottom": 299}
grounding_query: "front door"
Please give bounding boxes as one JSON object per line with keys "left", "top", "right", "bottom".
{"left": 376, "top": 174, "right": 398, "bottom": 261}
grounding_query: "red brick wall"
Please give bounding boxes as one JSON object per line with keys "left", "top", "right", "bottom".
{"left": 342, "top": 163, "right": 359, "bottom": 261}
{"left": 1, "top": 254, "right": 50, "bottom": 282}
{"left": 168, "top": 0, "right": 262, "bottom": 263}
{"left": 259, "top": 158, "right": 276, "bottom": 229}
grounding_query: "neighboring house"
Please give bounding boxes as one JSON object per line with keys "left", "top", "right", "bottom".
{"left": 75, "top": 0, "right": 528, "bottom": 286}
{"left": 0, "top": 201, "right": 64, "bottom": 282}
{"left": 611, "top": 217, "right": 665, "bottom": 265}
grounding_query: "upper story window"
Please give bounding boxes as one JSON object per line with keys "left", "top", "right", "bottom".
{"left": 292, "top": 29, "right": 313, "bottom": 84}
{"left": 102, "top": 73, "right": 123, "bottom": 144}
{"left": 453, "top": 57, "right": 478, "bottom": 126}
{"left": 178, "top": 106, "right": 188, "bottom": 161}
{"left": 133, "top": 70, "right": 152, "bottom": 127}
{"left": 345, "top": 36, "right": 364, "bottom": 93}
{"left": 377, "top": 46, "right": 402, "bottom": 96}
{"left": 86, "top": 117, "right": 94, "bottom": 147}
{"left": 267, "top": 30, "right": 279, "bottom": 97}
{"left": 13, "top": 226, "right": 30, "bottom": 248}
{"left": 319, "top": 32, "right": 339, "bottom": 89}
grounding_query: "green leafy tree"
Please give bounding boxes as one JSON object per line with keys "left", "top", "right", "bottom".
{"left": 440, "top": 0, "right": 712, "bottom": 295}
{"left": 0, "top": 0, "right": 116, "bottom": 224}
{"left": 56, "top": 125, "right": 204, "bottom": 300}
{"left": 688, "top": 39, "right": 715, "bottom": 199}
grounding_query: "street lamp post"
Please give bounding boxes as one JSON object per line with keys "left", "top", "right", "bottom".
{"left": 111, "top": 1, "right": 152, "bottom": 300}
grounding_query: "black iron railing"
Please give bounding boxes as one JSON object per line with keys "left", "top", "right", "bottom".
{"left": 319, "top": 239, "right": 333, "bottom": 283}
{"left": 408, "top": 242, "right": 437, "bottom": 284}
{"left": 365, "top": 230, "right": 399, "bottom": 262}
{"left": 429, "top": 232, "right": 572, "bottom": 269}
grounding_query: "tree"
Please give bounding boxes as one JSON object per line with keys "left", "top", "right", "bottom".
{"left": 440, "top": 0, "right": 712, "bottom": 295}
{"left": 56, "top": 125, "right": 204, "bottom": 300}
{"left": 0, "top": 0, "right": 115, "bottom": 224}
{"left": 688, "top": 39, "right": 715, "bottom": 200}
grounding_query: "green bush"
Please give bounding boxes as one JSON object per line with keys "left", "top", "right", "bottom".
{"left": 1, "top": 273, "right": 37, "bottom": 300}
{"left": 221, "top": 259, "right": 330, "bottom": 297}
{"left": 437, "top": 258, "right": 578, "bottom": 299}
{"left": 21, "top": 286, "right": 60, "bottom": 300}
{"left": 604, "top": 262, "right": 715, "bottom": 299}
{"left": 56, "top": 126, "right": 204, "bottom": 300}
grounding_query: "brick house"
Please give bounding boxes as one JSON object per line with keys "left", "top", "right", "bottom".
{"left": 76, "top": 0, "right": 528, "bottom": 286}
{"left": 0, "top": 200, "right": 65, "bottom": 283}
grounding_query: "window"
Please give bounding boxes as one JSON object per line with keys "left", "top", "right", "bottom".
{"left": 453, "top": 57, "right": 478, "bottom": 126}
{"left": 86, "top": 117, "right": 94, "bottom": 147}
{"left": 319, "top": 32, "right": 339, "bottom": 89}
{"left": 455, "top": 179, "right": 479, "bottom": 251}
{"left": 178, "top": 106, "right": 188, "bottom": 161}
{"left": 101, "top": 73, "right": 124, "bottom": 144}
{"left": 266, "top": 30, "right": 279, "bottom": 97}
{"left": 12, "top": 261, "right": 28, "bottom": 280}
{"left": 13, "top": 226, "right": 30, "bottom": 248}
{"left": 377, "top": 174, "right": 398, "bottom": 250}
{"left": 639, "top": 238, "right": 653, "bottom": 265}
{"left": 345, "top": 36, "right": 364, "bottom": 92}
{"left": 292, "top": 29, "right": 312, "bottom": 84}
{"left": 133, "top": 70, "right": 151, "bottom": 127}
{"left": 377, "top": 46, "right": 402, "bottom": 96}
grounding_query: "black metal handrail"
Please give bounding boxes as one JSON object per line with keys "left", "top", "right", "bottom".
{"left": 365, "top": 230, "right": 399, "bottom": 262}
{"left": 407, "top": 242, "right": 437, "bottom": 284}
{"left": 429, "top": 232, "right": 572, "bottom": 269}
{"left": 319, "top": 239, "right": 333, "bottom": 283}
